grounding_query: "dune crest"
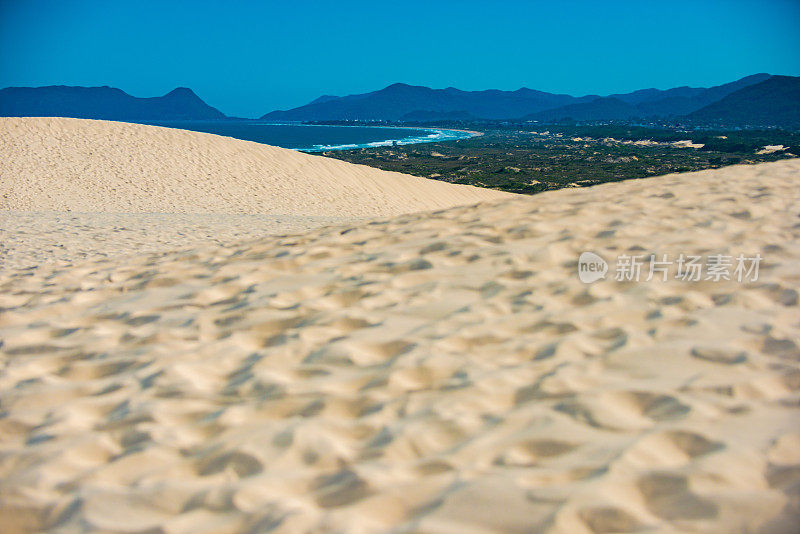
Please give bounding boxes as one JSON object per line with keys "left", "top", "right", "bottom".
{"left": 0, "top": 117, "right": 511, "bottom": 216}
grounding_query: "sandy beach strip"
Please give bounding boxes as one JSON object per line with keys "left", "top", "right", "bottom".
{"left": 0, "top": 118, "right": 799, "bottom": 533}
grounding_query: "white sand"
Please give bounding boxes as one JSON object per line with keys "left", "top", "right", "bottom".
{"left": 1, "top": 118, "right": 799, "bottom": 533}
{"left": 0, "top": 212, "right": 358, "bottom": 269}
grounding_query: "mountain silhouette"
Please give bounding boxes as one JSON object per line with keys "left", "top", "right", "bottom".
{"left": 0, "top": 86, "right": 225, "bottom": 120}
{"left": 2, "top": 73, "right": 794, "bottom": 128}
{"left": 687, "top": 75, "right": 800, "bottom": 128}
{"left": 262, "top": 83, "right": 598, "bottom": 121}
{"left": 262, "top": 74, "right": 776, "bottom": 123}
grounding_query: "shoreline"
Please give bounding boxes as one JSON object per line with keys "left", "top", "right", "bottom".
{"left": 141, "top": 119, "right": 479, "bottom": 153}
{"left": 289, "top": 124, "right": 480, "bottom": 152}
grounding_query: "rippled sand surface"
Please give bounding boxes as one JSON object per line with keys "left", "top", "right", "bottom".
{"left": 0, "top": 118, "right": 798, "bottom": 533}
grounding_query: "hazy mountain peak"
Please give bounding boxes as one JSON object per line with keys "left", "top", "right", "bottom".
{"left": 383, "top": 82, "right": 416, "bottom": 90}
{"left": 164, "top": 87, "right": 198, "bottom": 97}
{"left": 309, "top": 94, "right": 339, "bottom": 105}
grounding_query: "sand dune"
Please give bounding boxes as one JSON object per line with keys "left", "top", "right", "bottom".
{"left": 1, "top": 117, "right": 511, "bottom": 268}
{"left": 0, "top": 119, "right": 799, "bottom": 533}
{"left": 0, "top": 212, "right": 357, "bottom": 269}
{"left": 0, "top": 117, "right": 510, "bottom": 216}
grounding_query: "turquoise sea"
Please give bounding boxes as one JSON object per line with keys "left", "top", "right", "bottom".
{"left": 142, "top": 121, "right": 473, "bottom": 152}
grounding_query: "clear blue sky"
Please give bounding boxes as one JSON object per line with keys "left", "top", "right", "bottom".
{"left": 1, "top": 0, "right": 798, "bottom": 118}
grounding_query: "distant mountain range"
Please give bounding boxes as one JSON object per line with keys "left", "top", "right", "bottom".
{"left": 686, "top": 75, "right": 800, "bottom": 129}
{"left": 1, "top": 74, "right": 798, "bottom": 128}
{"left": 262, "top": 83, "right": 600, "bottom": 121}
{"left": 264, "top": 73, "right": 784, "bottom": 124}
{"left": 0, "top": 86, "right": 225, "bottom": 120}
{"left": 524, "top": 73, "right": 775, "bottom": 122}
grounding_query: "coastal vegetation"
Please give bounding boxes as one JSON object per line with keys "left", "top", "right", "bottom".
{"left": 323, "top": 125, "right": 799, "bottom": 194}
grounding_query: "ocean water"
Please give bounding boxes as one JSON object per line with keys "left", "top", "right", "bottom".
{"left": 142, "top": 121, "right": 473, "bottom": 152}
